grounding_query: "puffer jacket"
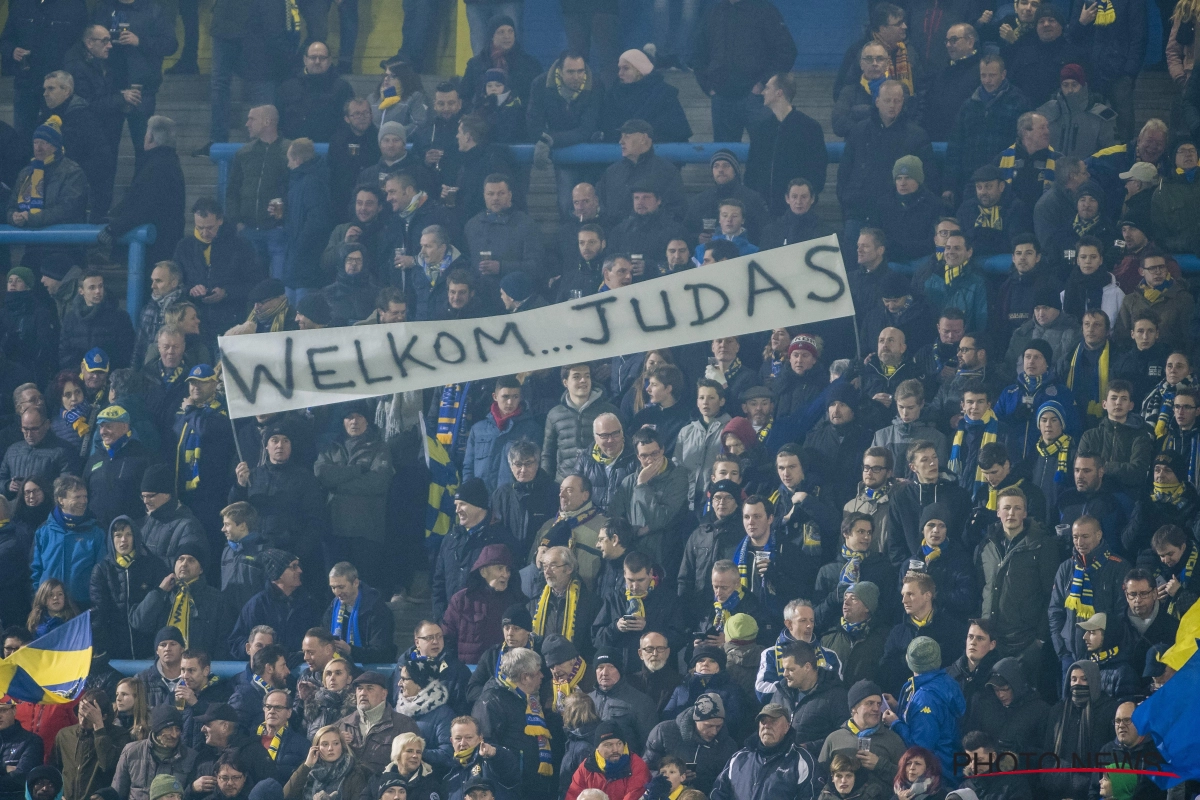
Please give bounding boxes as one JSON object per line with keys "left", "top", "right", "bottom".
{"left": 462, "top": 404, "right": 543, "bottom": 494}
{"left": 891, "top": 668, "right": 966, "bottom": 777}
{"left": 565, "top": 751, "right": 652, "bottom": 800}
{"left": 643, "top": 709, "right": 738, "bottom": 796}
{"left": 872, "top": 417, "right": 949, "bottom": 472}
{"left": 314, "top": 427, "right": 393, "bottom": 543}
{"left": 111, "top": 738, "right": 199, "bottom": 800}
{"left": 542, "top": 389, "right": 620, "bottom": 481}
{"left": 662, "top": 672, "right": 748, "bottom": 741}
{"left": 674, "top": 415, "right": 731, "bottom": 510}
{"left": 441, "top": 544, "right": 524, "bottom": 665}
{"left": 769, "top": 366, "right": 826, "bottom": 420}
{"left": 491, "top": 471, "right": 559, "bottom": 561}
{"left": 31, "top": 508, "right": 107, "bottom": 605}
{"left": 88, "top": 515, "right": 170, "bottom": 659}
{"left": 921, "top": 262, "right": 989, "bottom": 333}
{"left": 0, "top": 720, "right": 42, "bottom": 785}
{"left": 963, "top": 655, "right": 1049, "bottom": 754}
{"left": 58, "top": 294, "right": 135, "bottom": 371}
{"left": 677, "top": 512, "right": 743, "bottom": 608}
{"left": 577, "top": 447, "right": 638, "bottom": 513}
{"left": 588, "top": 681, "right": 660, "bottom": 752}
{"left": 708, "top": 729, "right": 818, "bottom": 800}
{"left": 472, "top": 679, "right": 556, "bottom": 799}
{"left": 137, "top": 499, "right": 207, "bottom": 567}
{"left": 83, "top": 436, "right": 155, "bottom": 529}
{"left": 55, "top": 721, "right": 131, "bottom": 800}
{"left": 768, "top": 669, "right": 848, "bottom": 753}
{"left": 598, "top": 71, "right": 692, "bottom": 144}
{"left": 1037, "top": 87, "right": 1118, "bottom": 159}
{"left": 974, "top": 520, "right": 1060, "bottom": 655}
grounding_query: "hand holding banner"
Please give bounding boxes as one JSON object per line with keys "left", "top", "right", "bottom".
{"left": 219, "top": 236, "right": 856, "bottom": 418}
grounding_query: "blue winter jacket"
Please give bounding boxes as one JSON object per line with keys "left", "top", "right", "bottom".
{"left": 993, "top": 375, "right": 1081, "bottom": 461}
{"left": 693, "top": 231, "right": 759, "bottom": 264}
{"left": 890, "top": 668, "right": 967, "bottom": 778}
{"left": 31, "top": 508, "right": 107, "bottom": 604}
{"left": 461, "top": 405, "right": 543, "bottom": 494}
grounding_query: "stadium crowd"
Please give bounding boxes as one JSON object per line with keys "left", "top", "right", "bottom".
{"left": 3, "top": 0, "right": 1200, "bottom": 798}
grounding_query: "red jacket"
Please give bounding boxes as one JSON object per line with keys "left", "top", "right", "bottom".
{"left": 17, "top": 699, "right": 78, "bottom": 762}
{"left": 566, "top": 753, "right": 652, "bottom": 800}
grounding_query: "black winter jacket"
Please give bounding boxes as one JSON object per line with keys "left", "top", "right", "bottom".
{"left": 84, "top": 437, "right": 156, "bottom": 529}
{"left": 277, "top": 71, "right": 355, "bottom": 142}
{"left": 745, "top": 109, "right": 828, "bottom": 215}
{"left": 838, "top": 110, "right": 936, "bottom": 220}
{"left": 172, "top": 224, "right": 261, "bottom": 336}
{"left": 598, "top": 72, "right": 692, "bottom": 144}
{"left": 89, "top": 0, "right": 176, "bottom": 92}
{"left": 106, "top": 145, "right": 185, "bottom": 264}
{"left": 58, "top": 294, "right": 135, "bottom": 371}
{"left": 691, "top": 0, "right": 797, "bottom": 98}
{"left": 319, "top": 583, "right": 397, "bottom": 664}
{"left": 228, "top": 459, "right": 328, "bottom": 558}
{"left": 526, "top": 62, "right": 604, "bottom": 148}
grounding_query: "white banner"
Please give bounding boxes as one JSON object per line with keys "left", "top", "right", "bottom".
{"left": 218, "top": 236, "right": 856, "bottom": 418}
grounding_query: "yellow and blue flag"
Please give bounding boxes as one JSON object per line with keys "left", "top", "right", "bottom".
{"left": 0, "top": 611, "right": 91, "bottom": 704}
{"left": 1133, "top": 633, "right": 1200, "bottom": 788}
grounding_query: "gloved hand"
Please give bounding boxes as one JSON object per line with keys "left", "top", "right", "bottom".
{"left": 704, "top": 364, "right": 727, "bottom": 386}
{"left": 95, "top": 226, "right": 114, "bottom": 246}
{"left": 640, "top": 774, "right": 674, "bottom": 800}
{"left": 533, "top": 133, "right": 553, "bottom": 170}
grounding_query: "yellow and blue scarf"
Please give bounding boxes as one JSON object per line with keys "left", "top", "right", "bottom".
{"left": 1094, "top": 0, "right": 1116, "bottom": 25}
{"left": 591, "top": 443, "right": 618, "bottom": 466}
{"left": 331, "top": 592, "right": 362, "bottom": 646}
{"left": 920, "top": 538, "right": 941, "bottom": 564}
{"left": 1064, "top": 549, "right": 1112, "bottom": 620}
{"left": 1037, "top": 433, "right": 1074, "bottom": 484}
{"left": 533, "top": 579, "right": 579, "bottom": 642}
{"left": 63, "top": 404, "right": 92, "bottom": 441}
{"left": 734, "top": 532, "right": 774, "bottom": 591}
{"left": 436, "top": 383, "right": 470, "bottom": 448}
{"left": 378, "top": 84, "right": 400, "bottom": 110}
{"left": 594, "top": 744, "right": 631, "bottom": 780}
{"left": 838, "top": 545, "right": 865, "bottom": 586}
{"left": 175, "top": 397, "right": 227, "bottom": 492}
{"left": 999, "top": 143, "right": 1056, "bottom": 188}
{"left": 1167, "top": 546, "right": 1198, "bottom": 618}
{"left": 1065, "top": 342, "right": 1109, "bottom": 422}
{"left": 16, "top": 151, "right": 55, "bottom": 214}
{"left": 949, "top": 409, "right": 999, "bottom": 502}
{"left": 1163, "top": 426, "right": 1200, "bottom": 487}
{"left": 1141, "top": 278, "right": 1173, "bottom": 305}
{"left": 257, "top": 720, "right": 287, "bottom": 760}
{"left": 551, "top": 656, "right": 587, "bottom": 713}
{"left": 497, "top": 670, "right": 553, "bottom": 775}
{"left": 975, "top": 205, "right": 1002, "bottom": 230}
{"left": 168, "top": 576, "right": 199, "bottom": 646}
{"left": 712, "top": 587, "right": 744, "bottom": 630}
{"left": 1153, "top": 480, "right": 1187, "bottom": 508}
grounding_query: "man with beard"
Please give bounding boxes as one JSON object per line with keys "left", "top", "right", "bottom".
{"left": 320, "top": 186, "right": 386, "bottom": 277}
{"left": 626, "top": 631, "right": 683, "bottom": 716}
{"left": 336, "top": 673, "right": 418, "bottom": 775}
{"left": 593, "top": 550, "right": 683, "bottom": 674}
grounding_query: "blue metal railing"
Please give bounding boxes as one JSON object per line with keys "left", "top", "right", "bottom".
{"left": 0, "top": 224, "right": 157, "bottom": 323}
{"left": 209, "top": 141, "right": 951, "bottom": 211}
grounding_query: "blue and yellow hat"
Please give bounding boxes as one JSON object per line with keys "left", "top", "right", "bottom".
{"left": 186, "top": 364, "right": 218, "bottom": 382}
{"left": 97, "top": 405, "right": 130, "bottom": 424}
{"left": 81, "top": 347, "right": 110, "bottom": 373}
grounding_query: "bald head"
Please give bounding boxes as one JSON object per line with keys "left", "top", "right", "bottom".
{"left": 877, "top": 327, "right": 906, "bottom": 364}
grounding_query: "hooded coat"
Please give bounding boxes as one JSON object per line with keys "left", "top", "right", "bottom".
{"left": 441, "top": 544, "right": 524, "bottom": 665}
{"left": 643, "top": 708, "right": 738, "bottom": 796}
{"left": 459, "top": 16, "right": 541, "bottom": 107}
{"left": 1042, "top": 659, "right": 1119, "bottom": 800}
{"left": 1038, "top": 87, "right": 1118, "bottom": 159}
{"left": 964, "top": 655, "right": 1050, "bottom": 754}
{"left": 432, "top": 519, "right": 517, "bottom": 621}
{"left": 88, "top": 515, "right": 170, "bottom": 659}
{"left": 462, "top": 402, "right": 543, "bottom": 494}
{"left": 891, "top": 668, "right": 967, "bottom": 777}
{"left": 31, "top": 508, "right": 107, "bottom": 605}
{"left": 321, "top": 262, "right": 377, "bottom": 328}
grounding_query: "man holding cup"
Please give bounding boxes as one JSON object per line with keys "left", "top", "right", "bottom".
{"left": 817, "top": 680, "right": 906, "bottom": 795}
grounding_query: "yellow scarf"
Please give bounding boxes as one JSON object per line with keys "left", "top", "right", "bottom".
{"left": 167, "top": 576, "right": 199, "bottom": 646}
{"left": 668, "top": 786, "right": 684, "bottom": 800}
{"left": 591, "top": 443, "right": 617, "bottom": 466}
{"left": 283, "top": 0, "right": 302, "bottom": 31}
{"left": 1066, "top": 342, "right": 1110, "bottom": 421}
{"left": 17, "top": 145, "right": 56, "bottom": 215}
{"left": 454, "top": 744, "right": 477, "bottom": 766}
{"left": 378, "top": 84, "right": 400, "bottom": 110}
{"left": 247, "top": 297, "right": 290, "bottom": 332}
{"left": 257, "top": 721, "right": 287, "bottom": 760}
{"left": 975, "top": 205, "right": 1002, "bottom": 229}
{"left": 872, "top": 35, "right": 914, "bottom": 94}
{"left": 625, "top": 575, "right": 657, "bottom": 618}
{"left": 115, "top": 551, "right": 136, "bottom": 569}
{"left": 194, "top": 227, "right": 212, "bottom": 266}
{"left": 1094, "top": 0, "right": 1116, "bottom": 25}
{"left": 1142, "top": 280, "right": 1167, "bottom": 304}
{"left": 987, "top": 477, "right": 1024, "bottom": 512}
{"left": 551, "top": 657, "right": 587, "bottom": 712}
{"left": 910, "top": 611, "right": 933, "bottom": 628}
{"left": 533, "top": 580, "right": 579, "bottom": 642}
{"left": 593, "top": 743, "right": 629, "bottom": 773}
{"left": 1153, "top": 480, "right": 1186, "bottom": 506}
{"left": 944, "top": 260, "right": 964, "bottom": 285}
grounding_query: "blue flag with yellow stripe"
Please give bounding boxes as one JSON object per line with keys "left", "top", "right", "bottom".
{"left": 0, "top": 611, "right": 91, "bottom": 703}
{"left": 421, "top": 412, "right": 459, "bottom": 548}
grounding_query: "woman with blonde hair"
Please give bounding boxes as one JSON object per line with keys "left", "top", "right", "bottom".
{"left": 162, "top": 301, "right": 212, "bottom": 366}
{"left": 113, "top": 677, "right": 150, "bottom": 740}
{"left": 284, "top": 724, "right": 371, "bottom": 800}
{"left": 26, "top": 578, "right": 79, "bottom": 637}
{"left": 558, "top": 690, "right": 600, "bottom": 796}
{"left": 361, "top": 731, "right": 441, "bottom": 800}
{"left": 621, "top": 349, "right": 677, "bottom": 417}
{"left": 1168, "top": 0, "right": 1200, "bottom": 85}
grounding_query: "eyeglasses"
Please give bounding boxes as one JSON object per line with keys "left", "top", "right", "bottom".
{"left": 1114, "top": 717, "right": 1135, "bottom": 726}
{"left": 861, "top": 55, "right": 889, "bottom": 64}
{"left": 217, "top": 776, "right": 245, "bottom": 784}
{"left": 958, "top": 345, "right": 976, "bottom": 353}
{"left": 263, "top": 704, "right": 289, "bottom": 711}
{"left": 862, "top": 465, "right": 888, "bottom": 474}
{"left": 640, "top": 646, "right": 669, "bottom": 655}
{"left": 87, "top": 36, "right": 112, "bottom": 44}
{"left": 1125, "top": 590, "right": 1154, "bottom": 600}
{"left": 543, "top": 562, "right": 569, "bottom": 571}
{"left": 595, "top": 431, "right": 622, "bottom": 440}
{"left": 415, "top": 633, "right": 443, "bottom": 642}
{"left": 945, "top": 35, "right": 967, "bottom": 44}
{"left": 1175, "top": 404, "right": 1197, "bottom": 411}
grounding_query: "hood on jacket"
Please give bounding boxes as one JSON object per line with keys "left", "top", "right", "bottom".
{"left": 561, "top": 387, "right": 605, "bottom": 413}
{"left": 105, "top": 514, "right": 147, "bottom": 562}
{"left": 988, "top": 656, "right": 1033, "bottom": 702}
{"left": 1064, "top": 658, "right": 1103, "bottom": 704}
{"left": 467, "top": 543, "right": 515, "bottom": 591}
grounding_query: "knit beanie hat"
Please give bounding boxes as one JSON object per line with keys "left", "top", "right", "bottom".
{"left": 710, "top": 148, "right": 740, "bottom": 172}
{"left": 155, "top": 627, "right": 185, "bottom": 648}
{"left": 33, "top": 116, "right": 63, "bottom": 151}
{"left": 707, "top": 479, "right": 743, "bottom": 502}
{"left": 483, "top": 68, "right": 509, "bottom": 89}
{"left": 499, "top": 271, "right": 534, "bottom": 302}
{"left": 27, "top": 766, "right": 63, "bottom": 798}
{"left": 150, "top": 705, "right": 183, "bottom": 734}
{"left": 1155, "top": 450, "right": 1189, "bottom": 483}
{"left": 847, "top": 581, "right": 879, "bottom": 613}
{"left": 248, "top": 780, "right": 284, "bottom": 800}
{"left": 541, "top": 633, "right": 579, "bottom": 668}
{"left": 1036, "top": 399, "right": 1068, "bottom": 431}
{"left": 594, "top": 648, "right": 622, "bottom": 673}
{"left": 690, "top": 645, "right": 727, "bottom": 671}
{"left": 6, "top": 267, "right": 34, "bottom": 290}
{"left": 38, "top": 253, "right": 75, "bottom": 282}
{"left": 618, "top": 48, "right": 654, "bottom": 76}
{"left": 893, "top": 155, "right": 924, "bottom": 185}
{"left": 827, "top": 381, "right": 860, "bottom": 409}
{"left": 906, "top": 636, "right": 942, "bottom": 674}
{"left": 692, "top": 692, "right": 726, "bottom": 721}
{"left": 141, "top": 463, "right": 176, "bottom": 495}
{"left": 455, "top": 477, "right": 489, "bottom": 510}
{"left": 1024, "top": 338, "right": 1055, "bottom": 366}
{"left": 594, "top": 720, "right": 627, "bottom": 746}
{"left": 919, "top": 503, "right": 951, "bottom": 533}
{"left": 149, "top": 776, "right": 182, "bottom": 800}
{"left": 1060, "top": 63, "right": 1087, "bottom": 85}
{"left": 788, "top": 333, "right": 822, "bottom": 360}
{"left": 378, "top": 121, "right": 406, "bottom": 143}
{"left": 724, "top": 613, "right": 758, "bottom": 644}
{"left": 260, "top": 548, "right": 298, "bottom": 582}
{"left": 501, "top": 603, "right": 533, "bottom": 631}
{"left": 846, "top": 680, "right": 883, "bottom": 712}
{"left": 296, "top": 293, "right": 332, "bottom": 327}
{"left": 881, "top": 270, "right": 912, "bottom": 299}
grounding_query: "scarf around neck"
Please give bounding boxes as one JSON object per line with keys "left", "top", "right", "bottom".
{"left": 1037, "top": 433, "right": 1074, "bottom": 483}
{"left": 17, "top": 147, "right": 56, "bottom": 214}
{"left": 949, "top": 409, "right": 999, "bottom": 501}
{"left": 497, "top": 669, "right": 553, "bottom": 775}
{"left": 551, "top": 657, "right": 587, "bottom": 712}
{"left": 734, "top": 532, "right": 773, "bottom": 591}
{"left": 838, "top": 545, "right": 865, "bottom": 585}
{"left": 1064, "top": 549, "right": 1112, "bottom": 619}
{"left": 533, "top": 579, "right": 579, "bottom": 641}
{"left": 712, "top": 588, "right": 744, "bottom": 630}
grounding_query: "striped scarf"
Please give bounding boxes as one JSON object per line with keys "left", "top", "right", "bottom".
{"left": 533, "top": 580, "right": 579, "bottom": 641}
{"left": 734, "top": 533, "right": 774, "bottom": 591}
{"left": 436, "top": 383, "right": 470, "bottom": 447}
{"left": 949, "top": 409, "right": 999, "bottom": 501}
{"left": 115, "top": 551, "right": 135, "bottom": 569}
{"left": 1066, "top": 342, "right": 1109, "bottom": 422}
{"left": 987, "top": 477, "right": 1026, "bottom": 512}
{"left": 16, "top": 148, "right": 56, "bottom": 214}
{"left": 944, "top": 259, "right": 964, "bottom": 285}
{"left": 1163, "top": 426, "right": 1200, "bottom": 487}
{"left": 551, "top": 656, "right": 587, "bottom": 713}
{"left": 591, "top": 443, "right": 618, "bottom": 466}
{"left": 247, "top": 297, "right": 290, "bottom": 333}
{"left": 63, "top": 404, "right": 92, "bottom": 441}
{"left": 756, "top": 421, "right": 772, "bottom": 443}
{"left": 872, "top": 36, "right": 913, "bottom": 94}
{"left": 159, "top": 363, "right": 186, "bottom": 386}
{"left": 257, "top": 721, "right": 288, "bottom": 760}
{"left": 1141, "top": 278, "right": 1173, "bottom": 305}
{"left": 176, "top": 398, "right": 227, "bottom": 492}
{"left": 975, "top": 205, "right": 1002, "bottom": 230}
{"left": 1064, "top": 549, "right": 1111, "bottom": 620}
{"left": 1037, "top": 434, "right": 1074, "bottom": 483}
{"left": 859, "top": 74, "right": 887, "bottom": 97}
{"left": 838, "top": 545, "right": 865, "bottom": 586}
{"left": 1094, "top": 0, "right": 1116, "bottom": 25}
{"left": 841, "top": 617, "right": 868, "bottom": 636}
{"left": 1072, "top": 214, "right": 1100, "bottom": 237}
{"left": 1147, "top": 378, "right": 1196, "bottom": 440}
{"left": 624, "top": 573, "right": 657, "bottom": 618}
{"left": 999, "top": 143, "right": 1056, "bottom": 188}
{"left": 168, "top": 577, "right": 199, "bottom": 645}
{"left": 921, "top": 538, "right": 941, "bottom": 563}
{"left": 497, "top": 671, "right": 553, "bottom": 775}
{"left": 1091, "top": 645, "right": 1120, "bottom": 664}
{"left": 283, "top": 0, "right": 302, "bottom": 31}
{"left": 712, "top": 588, "right": 744, "bottom": 630}
{"left": 331, "top": 593, "right": 362, "bottom": 646}
{"left": 1168, "top": 546, "right": 1198, "bottom": 618}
